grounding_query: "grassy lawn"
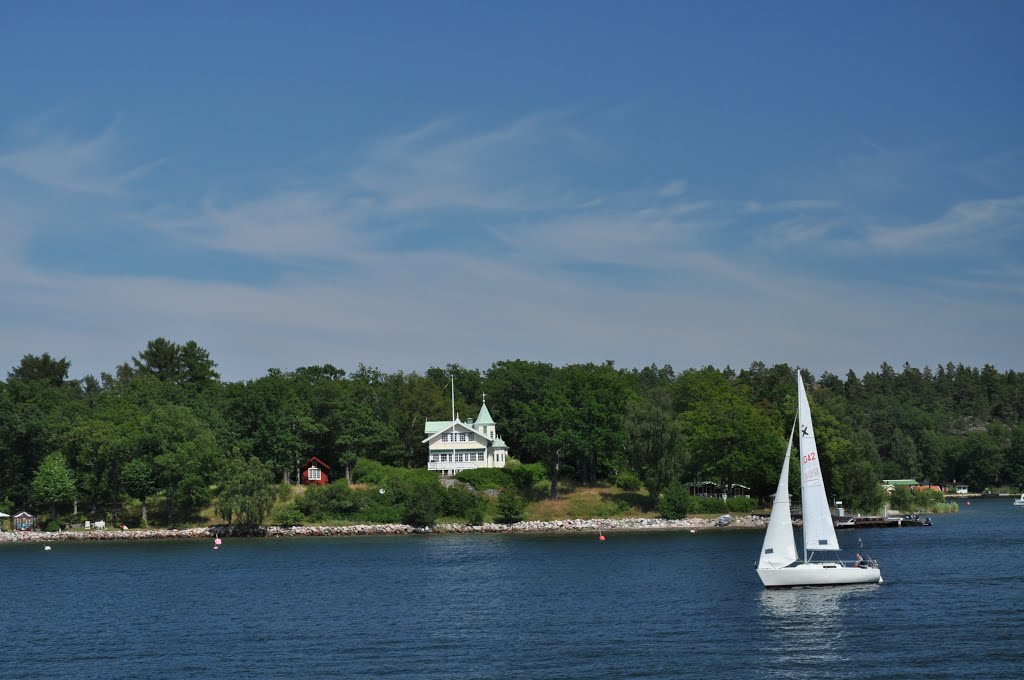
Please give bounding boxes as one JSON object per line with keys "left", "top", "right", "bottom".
{"left": 524, "top": 483, "right": 658, "bottom": 522}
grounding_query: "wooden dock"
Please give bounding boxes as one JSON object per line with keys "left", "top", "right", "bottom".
{"left": 752, "top": 512, "right": 932, "bottom": 528}
{"left": 836, "top": 514, "right": 932, "bottom": 528}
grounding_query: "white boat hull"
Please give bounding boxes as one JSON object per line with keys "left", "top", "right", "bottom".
{"left": 757, "top": 562, "right": 882, "bottom": 588}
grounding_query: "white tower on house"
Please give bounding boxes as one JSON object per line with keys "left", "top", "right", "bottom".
{"left": 423, "top": 396, "right": 509, "bottom": 476}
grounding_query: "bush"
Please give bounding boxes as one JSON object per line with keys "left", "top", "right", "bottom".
{"left": 614, "top": 470, "right": 642, "bottom": 492}
{"left": 351, "top": 495, "right": 403, "bottom": 524}
{"left": 889, "top": 486, "right": 914, "bottom": 511}
{"left": 442, "top": 485, "right": 480, "bottom": 517}
{"left": 496, "top": 490, "right": 525, "bottom": 523}
{"left": 657, "top": 483, "right": 691, "bottom": 519}
{"left": 506, "top": 463, "right": 548, "bottom": 489}
{"left": 914, "top": 489, "right": 946, "bottom": 506}
{"left": 456, "top": 468, "right": 515, "bottom": 491}
{"left": 689, "top": 495, "right": 729, "bottom": 514}
{"left": 295, "top": 482, "right": 357, "bottom": 521}
{"left": 726, "top": 496, "right": 756, "bottom": 513}
{"left": 45, "top": 519, "right": 61, "bottom": 532}
{"left": 274, "top": 505, "right": 305, "bottom": 526}
{"left": 352, "top": 458, "right": 388, "bottom": 485}
{"left": 464, "top": 499, "right": 486, "bottom": 526}
{"left": 382, "top": 468, "right": 445, "bottom": 527}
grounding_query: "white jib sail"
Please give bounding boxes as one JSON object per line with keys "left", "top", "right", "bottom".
{"left": 797, "top": 375, "right": 840, "bottom": 553}
{"left": 758, "top": 419, "right": 798, "bottom": 569}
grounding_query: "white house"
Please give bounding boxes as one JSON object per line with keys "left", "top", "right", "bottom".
{"left": 423, "top": 399, "right": 509, "bottom": 476}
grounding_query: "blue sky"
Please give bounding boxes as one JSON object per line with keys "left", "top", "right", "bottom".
{"left": 2, "top": 2, "right": 1022, "bottom": 382}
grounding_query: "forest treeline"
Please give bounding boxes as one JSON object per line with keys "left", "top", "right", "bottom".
{"left": 2, "top": 338, "right": 1023, "bottom": 522}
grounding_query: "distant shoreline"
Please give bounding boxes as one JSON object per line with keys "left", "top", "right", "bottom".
{"left": 0, "top": 515, "right": 767, "bottom": 543}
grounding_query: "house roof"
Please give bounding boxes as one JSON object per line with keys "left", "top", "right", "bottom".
{"left": 882, "top": 479, "right": 919, "bottom": 486}
{"left": 493, "top": 436, "right": 508, "bottom": 449}
{"left": 425, "top": 420, "right": 454, "bottom": 434}
{"left": 475, "top": 401, "right": 495, "bottom": 426}
{"left": 421, "top": 420, "right": 491, "bottom": 444}
{"left": 301, "top": 456, "right": 332, "bottom": 470}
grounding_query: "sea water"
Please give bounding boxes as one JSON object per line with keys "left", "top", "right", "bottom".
{"left": 1, "top": 499, "right": 1021, "bottom": 679}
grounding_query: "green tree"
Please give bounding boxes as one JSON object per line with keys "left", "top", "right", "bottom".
{"left": 224, "top": 370, "right": 319, "bottom": 483}
{"left": 32, "top": 453, "right": 76, "bottom": 519}
{"left": 657, "top": 482, "right": 690, "bottom": 519}
{"left": 623, "top": 392, "right": 686, "bottom": 501}
{"left": 121, "top": 458, "right": 157, "bottom": 525}
{"left": 133, "top": 338, "right": 183, "bottom": 383}
{"left": 216, "top": 456, "right": 275, "bottom": 526}
{"left": 496, "top": 489, "right": 525, "bottom": 523}
{"left": 677, "top": 369, "right": 782, "bottom": 498}
{"left": 178, "top": 340, "right": 221, "bottom": 389}
{"left": 148, "top": 404, "right": 222, "bottom": 524}
{"left": 8, "top": 353, "right": 72, "bottom": 386}
{"left": 2, "top": 377, "right": 80, "bottom": 509}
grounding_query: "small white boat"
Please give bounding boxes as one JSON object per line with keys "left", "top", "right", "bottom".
{"left": 715, "top": 514, "right": 732, "bottom": 527}
{"left": 756, "top": 375, "right": 883, "bottom": 588}
{"left": 1013, "top": 493, "right": 1024, "bottom": 506}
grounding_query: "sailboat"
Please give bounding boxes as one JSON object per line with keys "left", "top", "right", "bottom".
{"left": 756, "top": 375, "right": 882, "bottom": 588}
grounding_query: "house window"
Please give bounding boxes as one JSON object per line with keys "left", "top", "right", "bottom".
{"left": 308, "top": 466, "right": 321, "bottom": 481}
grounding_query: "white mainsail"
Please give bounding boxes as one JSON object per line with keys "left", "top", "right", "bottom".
{"left": 797, "top": 375, "right": 840, "bottom": 553}
{"left": 757, "top": 419, "right": 798, "bottom": 569}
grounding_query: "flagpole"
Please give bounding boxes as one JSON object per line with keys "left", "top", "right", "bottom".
{"left": 451, "top": 375, "right": 456, "bottom": 466}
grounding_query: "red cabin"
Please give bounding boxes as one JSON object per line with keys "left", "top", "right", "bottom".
{"left": 300, "top": 456, "right": 331, "bottom": 486}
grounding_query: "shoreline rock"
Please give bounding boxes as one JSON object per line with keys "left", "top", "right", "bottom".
{"left": 0, "top": 515, "right": 768, "bottom": 543}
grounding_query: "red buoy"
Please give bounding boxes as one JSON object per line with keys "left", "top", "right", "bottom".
{"left": 599, "top": 534, "right": 606, "bottom": 541}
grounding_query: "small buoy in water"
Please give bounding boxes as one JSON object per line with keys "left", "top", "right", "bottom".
{"left": 966, "top": 501, "right": 970, "bottom": 506}
{"left": 214, "top": 537, "right": 222, "bottom": 545}
{"left": 599, "top": 533, "right": 606, "bottom": 541}
{"left": 690, "top": 529, "right": 697, "bottom": 534}
{"left": 44, "top": 545, "right": 52, "bottom": 551}
{"left": 213, "top": 545, "right": 219, "bottom": 550}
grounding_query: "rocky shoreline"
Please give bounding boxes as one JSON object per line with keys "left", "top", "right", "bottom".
{"left": 0, "top": 514, "right": 768, "bottom": 543}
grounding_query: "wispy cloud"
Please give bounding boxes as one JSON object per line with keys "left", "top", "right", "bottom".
{"left": 659, "top": 179, "right": 688, "bottom": 197}
{"left": 865, "top": 195, "right": 1024, "bottom": 254}
{"left": 0, "top": 124, "right": 162, "bottom": 195}
{"left": 152, "top": 189, "right": 374, "bottom": 261}
{"left": 744, "top": 199, "right": 840, "bottom": 214}
{"left": 149, "top": 114, "right": 604, "bottom": 261}
{"left": 351, "top": 113, "right": 589, "bottom": 213}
